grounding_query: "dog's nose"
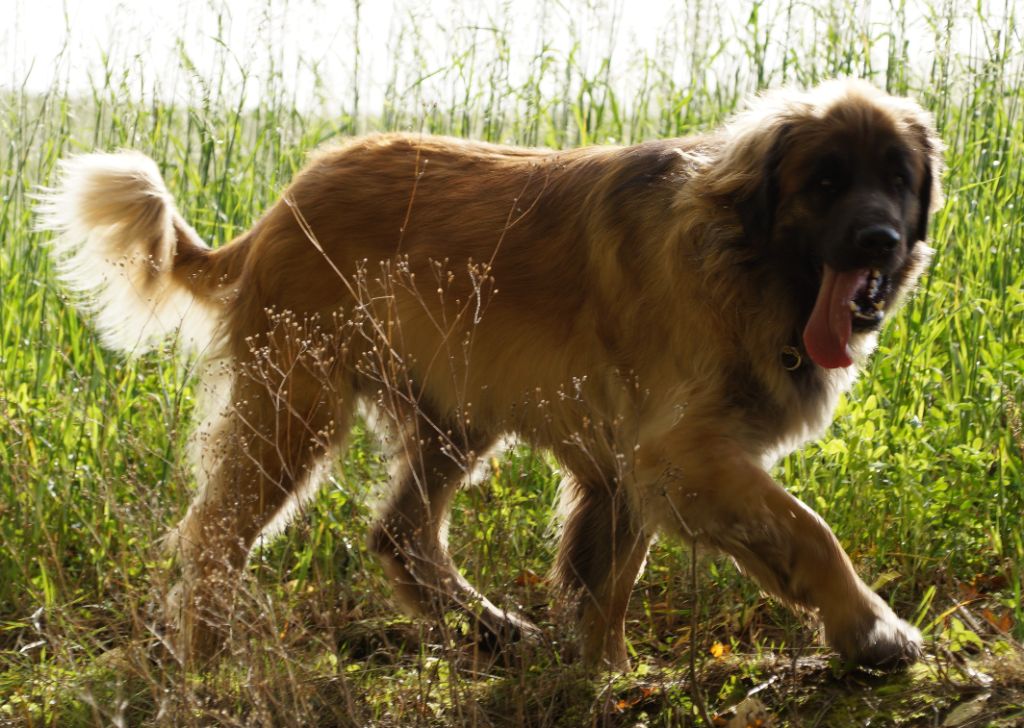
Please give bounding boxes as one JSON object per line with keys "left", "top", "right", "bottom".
{"left": 855, "top": 224, "right": 901, "bottom": 254}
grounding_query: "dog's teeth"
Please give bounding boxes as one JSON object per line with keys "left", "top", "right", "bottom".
{"left": 852, "top": 303, "right": 885, "bottom": 319}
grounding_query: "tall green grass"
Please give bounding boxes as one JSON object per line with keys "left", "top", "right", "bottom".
{"left": 1, "top": 0, "right": 1022, "bottom": 724}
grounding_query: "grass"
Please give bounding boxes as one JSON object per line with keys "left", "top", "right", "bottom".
{"left": 2, "top": 0, "right": 1023, "bottom": 724}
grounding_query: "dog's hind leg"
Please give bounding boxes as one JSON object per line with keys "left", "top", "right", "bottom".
{"left": 368, "top": 408, "right": 539, "bottom": 649}
{"left": 168, "top": 343, "right": 351, "bottom": 664}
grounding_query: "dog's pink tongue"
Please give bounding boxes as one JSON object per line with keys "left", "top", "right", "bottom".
{"left": 802, "top": 266, "right": 868, "bottom": 369}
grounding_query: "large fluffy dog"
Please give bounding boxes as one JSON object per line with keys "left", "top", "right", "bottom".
{"left": 41, "top": 80, "right": 941, "bottom": 669}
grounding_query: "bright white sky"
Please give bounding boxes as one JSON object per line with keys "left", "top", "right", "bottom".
{"left": 5, "top": 0, "right": 685, "bottom": 112}
{"left": 4, "top": 0, "right": 1006, "bottom": 114}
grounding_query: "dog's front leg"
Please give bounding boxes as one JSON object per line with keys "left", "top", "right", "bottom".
{"left": 639, "top": 434, "right": 922, "bottom": 668}
{"left": 553, "top": 474, "right": 652, "bottom": 671}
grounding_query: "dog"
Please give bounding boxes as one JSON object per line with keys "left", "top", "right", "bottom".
{"left": 40, "top": 79, "right": 941, "bottom": 669}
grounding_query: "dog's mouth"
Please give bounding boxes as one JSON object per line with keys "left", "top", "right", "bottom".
{"left": 803, "top": 266, "right": 890, "bottom": 369}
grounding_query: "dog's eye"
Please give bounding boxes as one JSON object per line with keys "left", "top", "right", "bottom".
{"left": 886, "top": 148, "right": 912, "bottom": 192}
{"left": 811, "top": 154, "right": 845, "bottom": 195}
{"left": 815, "top": 174, "right": 840, "bottom": 195}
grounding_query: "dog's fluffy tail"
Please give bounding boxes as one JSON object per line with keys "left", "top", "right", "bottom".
{"left": 37, "top": 152, "right": 244, "bottom": 354}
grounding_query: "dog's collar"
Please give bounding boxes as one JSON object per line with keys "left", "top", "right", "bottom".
{"left": 781, "top": 344, "right": 807, "bottom": 372}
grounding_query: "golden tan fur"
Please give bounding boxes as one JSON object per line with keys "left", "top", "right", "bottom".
{"left": 41, "top": 80, "right": 942, "bottom": 669}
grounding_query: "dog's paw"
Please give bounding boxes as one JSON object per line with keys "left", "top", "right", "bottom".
{"left": 475, "top": 610, "right": 542, "bottom": 651}
{"left": 831, "top": 606, "right": 922, "bottom": 669}
{"left": 159, "top": 580, "right": 229, "bottom": 666}
{"left": 459, "top": 611, "right": 545, "bottom": 671}
{"left": 852, "top": 613, "right": 922, "bottom": 668}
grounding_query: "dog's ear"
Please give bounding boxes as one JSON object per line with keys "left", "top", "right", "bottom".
{"left": 915, "top": 158, "right": 933, "bottom": 243}
{"left": 735, "top": 169, "right": 776, "bottom": 244}
{"left": 734, "top": 126, "right": 790, "bottom": 245}
{"left": 901, "top": 110, "right": 943, "bottom": 244}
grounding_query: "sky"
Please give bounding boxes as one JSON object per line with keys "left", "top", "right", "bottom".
{"left": 6, "top": 0, "right": 683, "bottom": 112}
{"left": 4, "top": 0, "right": 1010, "bottom": 115}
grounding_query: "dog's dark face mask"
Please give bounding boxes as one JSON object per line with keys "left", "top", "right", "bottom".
{"left": 737, "top": 102, "right": 938, "bottom": 369}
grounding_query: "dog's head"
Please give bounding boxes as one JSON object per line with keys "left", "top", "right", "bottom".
{"left": 720, "top": 80, "right": 943, "bottom": 369}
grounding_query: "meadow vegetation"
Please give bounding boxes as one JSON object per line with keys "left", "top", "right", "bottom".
{"left": 1, "top": 0, "right": 1023, "bottom": 724}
